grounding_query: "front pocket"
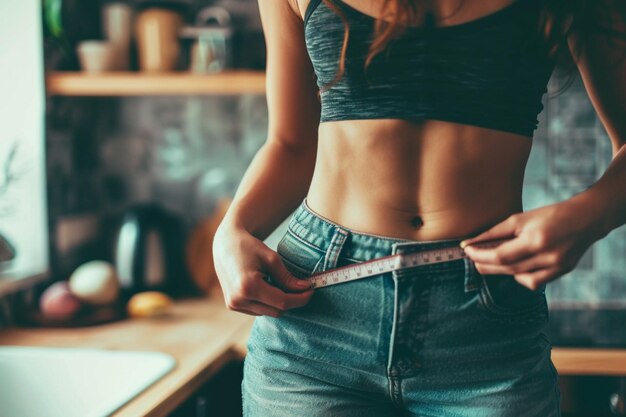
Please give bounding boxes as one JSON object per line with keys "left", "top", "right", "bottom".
{"left": 276, "top": 228, "right": 325, "bottom": 278}
{"left": 474, "top": 266, "right": 548, "bottom": 325}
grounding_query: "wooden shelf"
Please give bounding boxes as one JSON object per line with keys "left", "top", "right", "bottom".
{"left": 46, "top": 70, "right": 266, "bottom": 96}
{"left": 552, "top": 347, "right": 626, "bottom": 376}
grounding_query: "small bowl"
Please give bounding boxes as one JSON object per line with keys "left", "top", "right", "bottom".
{"left": 76, "top": 40, "right": 117, "bottom": 72}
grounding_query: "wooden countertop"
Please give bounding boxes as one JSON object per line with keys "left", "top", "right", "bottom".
{"left": 551, "top": 348, "right": 626, "bottom": 376}
{"left": 3, "top": 296, "right": 626, "bottom": 417}
{"left": 0, "top": 293, "right": 255, "bottom": 417}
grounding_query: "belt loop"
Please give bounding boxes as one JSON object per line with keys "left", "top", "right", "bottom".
{"left": 391, "top": 242, "right": 400, "bottom": 256}
{"left": 320, "top": 226, "right": 350, "bottom": 272}
{"left": 391, "top": 240, "right": 421, "bottom": 255}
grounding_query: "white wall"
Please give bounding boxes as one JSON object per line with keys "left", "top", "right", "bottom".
{"left": 0, "top": 0, "right": 49, "bottom": 288}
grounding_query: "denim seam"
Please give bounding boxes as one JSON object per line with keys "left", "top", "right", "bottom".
{"left": 463, "top": 257, "right": 481, "bottom": 293}
{"left": 551, "top": 359, "right": 562, "bottom": 416}
{"left": 540, "top": 332, "right": 562, "bottom": 416}
{"left": 322, "top": 227, "right": 349, "bottom": 272}
{"left": 387, "top": 282, "right": 399, "bottom": 377}
{"left": 311, "top": 256, "right": 325, "bottom": 275}
{"left": 388, "top": 377, "right": 404, "bottom": 408}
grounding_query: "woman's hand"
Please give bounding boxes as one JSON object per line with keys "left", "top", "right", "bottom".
{"left": 212, "top": 222, "right": 314, "bottom": 318}
{"left": 459, "top": 199, "right": 607, "bottom": 290}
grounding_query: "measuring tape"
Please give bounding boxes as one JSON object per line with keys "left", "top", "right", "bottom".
{"left": 302, "top": 238, "right": 510, "bottom": 289}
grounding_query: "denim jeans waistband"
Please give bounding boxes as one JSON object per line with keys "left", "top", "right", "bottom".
{"left": 287, "top": 197, "right": 468, "bottom": 271}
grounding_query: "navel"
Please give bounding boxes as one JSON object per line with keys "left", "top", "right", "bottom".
{"left": 411, "top": 215, "right": 424, "bottom": 228}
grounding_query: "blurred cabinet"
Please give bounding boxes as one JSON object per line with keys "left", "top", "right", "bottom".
{"left": 560, "top": 375, "right": 626, "bottom": 417}
{"left": 168, "top": 359, "right": 244, "bottom": 417}
{"left": 554, "top": 347, "right": 626, "bottom": 416}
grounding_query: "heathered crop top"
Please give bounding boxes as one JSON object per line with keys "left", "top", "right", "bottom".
{"left": 303, "top": 0, "right": 557, "bottom": 137}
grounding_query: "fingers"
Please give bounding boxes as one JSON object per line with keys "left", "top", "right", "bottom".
{"left": 472, "top": 249, "right": 563, "bottom": 291}
{"left": 463, "top": 237, "right": 533, "bottom": 266}
{"left": 236, "top": 308, "right": 261, "bottom": 317}
{"left": 225, "top": 287, "right": 297, "bottom": 317}
{"left": 215, "top": 229, "right": 317, "bottom": 318}
{"left": 460, "top": 214, "right": 519, "bottom": 247}
{"left": 514, "top": 267, "right": 560, "bottom": 290}
{"left": 249, "top": 277, "right": 315, "bottom": 310}
{"left": 224, "top": 248, "right": 317, "bottom": 317}
{"left": 238, "top": 301, "right": 283, "bottom": 318}
{"left": 472, "top": 251, "right": 555, "bottom": 276}
{"left": 226, "top": 273, "right": 315, "bottom": 315}
{"left": 263, "top": 250, "right": 314, "bottom": 292}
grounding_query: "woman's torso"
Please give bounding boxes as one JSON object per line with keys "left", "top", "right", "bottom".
{"left": 297, "top": 0, "right": 544, "bottom": 241}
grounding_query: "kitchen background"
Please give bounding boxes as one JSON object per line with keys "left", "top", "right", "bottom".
{"left": 1, "top": 0, "right": 625, "bottom": 327}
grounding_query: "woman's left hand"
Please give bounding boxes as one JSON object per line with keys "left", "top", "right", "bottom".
{"left": 460, "top": 200, "right": 607, "bottom": 290}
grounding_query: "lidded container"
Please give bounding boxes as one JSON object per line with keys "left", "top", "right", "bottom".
{"left": 179, "top": 6, "right": 234, "bottom": 73}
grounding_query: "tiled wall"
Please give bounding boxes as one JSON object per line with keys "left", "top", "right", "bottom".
{"left": 524, "top": 74, "right": 626, "bottom": 308}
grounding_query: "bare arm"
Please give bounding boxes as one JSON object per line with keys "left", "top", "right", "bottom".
{"left": 219, "top": 0, "right": 320, "bottom": 241}
{"left": 212, "top": 0, "right": 319, "bottom": 318}
{"left": 460, "top": 3, "right": 626, "bottom": 289}
{"left": 563, "top": 2, "right": 626, "bottom": 236}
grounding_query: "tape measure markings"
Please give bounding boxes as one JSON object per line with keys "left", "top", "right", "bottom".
{"left": 306, "top": 238, "right": 508, "bottom": 289}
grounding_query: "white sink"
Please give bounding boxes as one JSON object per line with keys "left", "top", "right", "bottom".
{"left": 0, "top": 346, "right": 176, "bottom": 417}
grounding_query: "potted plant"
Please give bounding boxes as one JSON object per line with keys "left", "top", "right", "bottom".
{"left": 41, "top": 0, "right": 103, "bottom": 70}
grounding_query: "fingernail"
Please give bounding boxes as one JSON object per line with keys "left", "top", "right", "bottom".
{"left": 460, "top": 240, "right": 468, "bottom": 248}
{"left": 296, "top": 279, "right": 311, "bottom": 288}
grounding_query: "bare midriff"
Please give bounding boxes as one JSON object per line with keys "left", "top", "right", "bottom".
{"left": 305, "top": 119, "right": 533, "bottom": 241}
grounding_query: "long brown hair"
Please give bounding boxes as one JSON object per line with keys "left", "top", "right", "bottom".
{"left": 319, "top": 0, "right": 626, "bottom": 98}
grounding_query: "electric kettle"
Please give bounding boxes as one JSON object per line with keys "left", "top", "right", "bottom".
{"left": 113, "top": 203, "right": 190, "bottom": 297}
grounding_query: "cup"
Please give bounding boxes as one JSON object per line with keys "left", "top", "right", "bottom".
{"left": 102, "top": 2, "right": 134, "bottom": 70}
{"left": 76, "top": 40, "right": 116, "bottom": 72}
{"left": 135, "top": 7, "right": 184, "bottom": 72}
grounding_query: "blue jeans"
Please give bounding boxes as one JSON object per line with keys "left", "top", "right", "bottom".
{"left": 242, "top": 197, "right": 561, "bottom": 416}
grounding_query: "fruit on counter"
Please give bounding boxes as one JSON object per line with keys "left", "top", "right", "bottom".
{"left": 39, "top": 281, "right": 82, "bottom": 319}
{"left": 69, "top": 260, "right": 120, "bottom": 305}
{"left": 127, "top": 291, "right": 174, "bottom": 318}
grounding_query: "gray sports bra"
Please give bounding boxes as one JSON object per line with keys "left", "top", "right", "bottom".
{"left": 303, "top": 0, "right": 556, "bottom": 137}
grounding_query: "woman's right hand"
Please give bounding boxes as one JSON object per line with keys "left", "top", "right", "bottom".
{"left": 212, "top": 222, "right": 315, "bottom": 318}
